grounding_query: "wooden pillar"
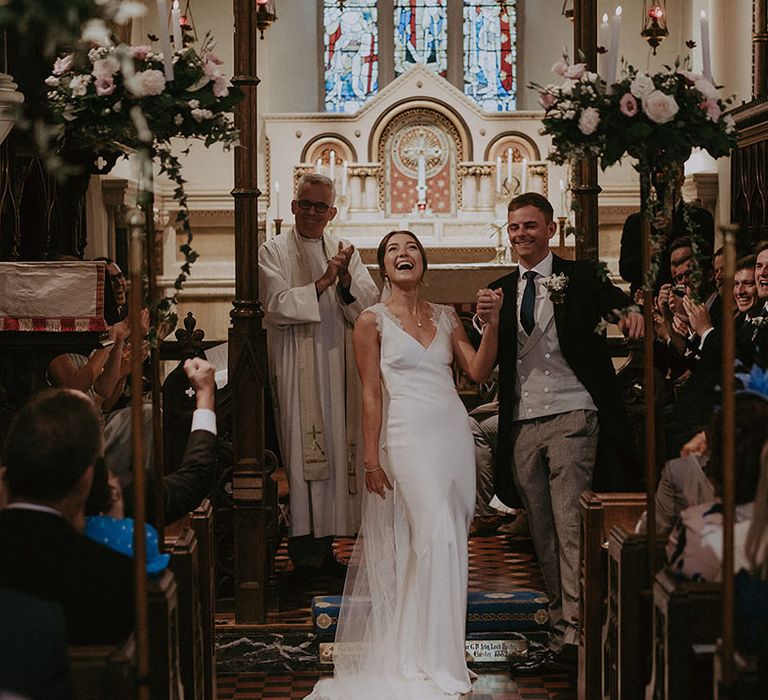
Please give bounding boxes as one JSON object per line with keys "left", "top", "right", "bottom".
{"left": 572, "top": 0, "right": 601, "bottom": 261}
{"left": 231, "top": 0, "right": 270, "bottom": 623}
{"left": 755, "top": 0, "right": 768, "bottom": 97}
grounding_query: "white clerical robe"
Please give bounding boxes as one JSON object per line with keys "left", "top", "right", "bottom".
{"left": 259, "top": 228, "right": 379, "bottom": 538}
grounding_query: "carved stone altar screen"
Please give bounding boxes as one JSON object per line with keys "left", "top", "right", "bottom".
{"left": 381, "top": 109, "right": 460, "bottom": 216}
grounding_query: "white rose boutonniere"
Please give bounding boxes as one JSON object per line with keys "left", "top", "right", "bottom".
{"left": 542, "top": 273, "right": 569, "bottom": 304}
{"left": 748, "top": 314, "right": 768, "bottom": 341}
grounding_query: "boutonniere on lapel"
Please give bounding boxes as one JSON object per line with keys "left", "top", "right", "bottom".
{"left": 748, "top": 314, "right": 768, "bottom": 341}
{"left": 542, "top": 273, "right": 569, "bottom": 304}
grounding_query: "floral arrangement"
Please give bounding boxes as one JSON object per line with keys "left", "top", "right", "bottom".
{"left": 46, "top": 30, "right": 242, "bottom": 332}
{"left": 532, "top": 55, "right": 736, "bottom": 297}
{"left": 533, "top": 55, "right": 735, "bottom": 171}
{"left": 542, "top": 272, "right": 569, "bottom": 304}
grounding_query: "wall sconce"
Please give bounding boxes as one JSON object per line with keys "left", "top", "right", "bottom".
{"left": 641, "top": 1, "right": 668, "bottom": 55}
{"left": 256, "top": 0, "right": 277, "bottom": 39}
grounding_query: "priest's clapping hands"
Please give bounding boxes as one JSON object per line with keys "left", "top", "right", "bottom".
{"left": 316, "top": 241, "right": 355, "bottom": 295}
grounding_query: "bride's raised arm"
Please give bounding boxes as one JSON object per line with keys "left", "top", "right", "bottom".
{"left": 450, "top": 288, "right": 503, "bottom": 384}
{"left": 353, "top": 310, "right": 392, "bottom": 499}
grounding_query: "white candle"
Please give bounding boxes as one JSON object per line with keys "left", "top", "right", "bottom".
{"left": 496, "top": 156, "right": 502, "bottom": 194}
{"left": 506, "top": 147, "right": 513, "bottom": 185}
{"left": 171, "top": 0, "right": 183, "bottom": 50}
{"left": 156, "top": 0, "right": 174, "bottom": 81}
{"left": 700, "top": 11, "right": 712, "bottom": 81}
{"left": 341, "top": 160, "right": 348, "bottom": 197}
{"left": 599, "top": 13, "right": 609, "bottom": 77}
{"left": 316, "top": 158, "right": 322, "bottom": 174}
{"left": 559, "top": 179, "right": 566, "bottom": 218}
{"left": 329, "top": 150, "right": 336, "bottom": 181}
{"left": 274, "top": 181, "right": 280, "bottom": 219}
{"left": 606, "top": 6, "right": 622, "bottom": 85}
{"left": 521, "top": 158, "right": 528, "bottom": 193}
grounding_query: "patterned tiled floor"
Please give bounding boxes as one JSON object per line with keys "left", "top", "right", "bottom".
{"left": 215, "top": 530, "right": 574, "bottom": 697}
{"left": 216, "top": 529, "right": 546, "bottom": 627}
{"left": 216, "top": 671, "right": 576, "bottom": 699}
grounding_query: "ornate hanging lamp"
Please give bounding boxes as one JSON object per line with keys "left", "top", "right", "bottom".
{"left": 256, "top": 0, "right": 277, "bottom": 39}
{"left": 641, "top": 1, "right": 669, "bottom": 55}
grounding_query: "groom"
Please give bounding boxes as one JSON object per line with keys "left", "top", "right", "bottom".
{"left": 479, "top": 192, "right": 643, "bottom": 670}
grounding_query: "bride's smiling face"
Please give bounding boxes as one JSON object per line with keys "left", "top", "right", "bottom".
{"left": 382, "top": 233, "right": 425, "bottom": 285}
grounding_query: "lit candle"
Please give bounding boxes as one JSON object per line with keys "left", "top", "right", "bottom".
{"left": 606, "top": 5, "right": 622, "bottom": 86}
{"left": 156, "top": 0, "right": 174, "bottom": 81}
{"left": 171, "top": 0, "right": 183, "bottom": 50}
{"left": 341, "top": 160, "right": 348, "bottom": 197}
{"left": 520, "top": 158, "right": 528, "bottom": 193}
{"left": 496, "top": 156, "right": 502, "bottom": 194}
{"left": 506, "top": 147, "right": 513, "bottom": 185}
{"left": 599, "top": 13, "right": 609, "bottom": 77}
{"left": 329, "top": 150, "right": 336, "bottom": 181}
{"left": 700, "top": 11, "right": 712, "bottom": 81}
{"left": 274, "top": 181, "right": 280, "bottom": 219}
{"left": 316, "top": 158, "right": 322, "bottom": 174}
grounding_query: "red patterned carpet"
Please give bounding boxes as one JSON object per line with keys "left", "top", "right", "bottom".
{"left": 216, "top": 531, "right": 576, "bottom": 698}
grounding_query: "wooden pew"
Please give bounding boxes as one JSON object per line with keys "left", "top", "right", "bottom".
{"left": 165, "top": 521, "right": 205, "bottom": 700}
{"left": 578, "top": 491, "right": 646, "bottom": 700}
{"left": 191, "top": 498, "right": 217, "bottom": 699}
{"left": 648, "top": 570, "right": 721, "bottom": 700}
{"left": 603, "top": 528, "right": 666, "bottom": 700}
{"left": 147, "top": 568, "right": 184, "bottom": 699}
{"left": 69, "top": 638, "right": 136, "bottom": 699}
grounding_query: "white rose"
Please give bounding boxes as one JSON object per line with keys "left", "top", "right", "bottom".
{"left": 578, "top": 107, "right": 601, "bottom": 135}
{"left": 69, "top": 74, "right": 92, "bottom": 97}
{"left": 642, "top": 90, "right": 679, "bottom": 124}
{"left": 137, "top": 69, "right": 166, "bottom": 96}
{"left": 188, "top": 99, "right": 200, "bottom": 109}
{"left": 694, "top": 78, "right": 719, "bottom": 100}
{"left": 44, "top": 76, "right": 60, "bottom": 87}
{"left": 630, "top": 74, "right": 655, "bottom": 98}
{"left": 560, "top": 80, "right": 574, "bottom": 96}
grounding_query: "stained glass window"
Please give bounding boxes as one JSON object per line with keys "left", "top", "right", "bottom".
{"left": 394, "top": 1, "right": 448, "bottom": 78}
{"left": 324, "top": 1, "right": 379, "bottom": 113}
{"left": 463, "top": 1, "right": 517, "bottom": 111}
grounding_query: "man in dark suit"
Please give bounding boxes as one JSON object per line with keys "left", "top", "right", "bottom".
{"left": 619, "top": 162, "right": 714, "bottom": 298}
{"left": 0, "top": 388, "right": 135, "bottom": 645}
{"left": 479, "top": 193, "right": 643, "bottom": 670}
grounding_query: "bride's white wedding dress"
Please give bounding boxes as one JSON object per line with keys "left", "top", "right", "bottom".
{"left": 307, "top": 302, "right": 476, "bottom": 700}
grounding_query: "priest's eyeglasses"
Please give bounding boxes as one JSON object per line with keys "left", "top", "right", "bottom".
{"left": 296, "top": 199, "right": 331, "bottom": 213}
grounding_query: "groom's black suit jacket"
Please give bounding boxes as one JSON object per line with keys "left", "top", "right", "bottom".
{"left": 490, "top": 254, "right": 642, "bottom": 508}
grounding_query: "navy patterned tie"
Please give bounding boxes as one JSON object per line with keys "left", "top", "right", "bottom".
{"left": 520, "top": 270, "right": 537, "bottom": 336}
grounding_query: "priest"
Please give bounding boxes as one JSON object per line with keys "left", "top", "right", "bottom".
{"left": 259, "top": 173, "right": 379, "bottom": 582}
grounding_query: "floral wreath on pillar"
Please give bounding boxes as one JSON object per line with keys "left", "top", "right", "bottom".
{"left": 531, "top": 53, "right": 736, "bottom": 298}
{"left": 45, "top": 18, "right": 242, "bottom": 340}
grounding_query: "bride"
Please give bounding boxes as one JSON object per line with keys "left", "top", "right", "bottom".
{"left": 307, "top": 231, "right": 502, "bottom": 699}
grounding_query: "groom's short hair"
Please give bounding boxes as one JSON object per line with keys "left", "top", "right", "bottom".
{"left": 508, "top": 193, "right": 554, "bottom": 223}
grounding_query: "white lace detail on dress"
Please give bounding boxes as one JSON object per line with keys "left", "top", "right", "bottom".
{"left": 440, "top": 304, "right": 459, "bottom": 331}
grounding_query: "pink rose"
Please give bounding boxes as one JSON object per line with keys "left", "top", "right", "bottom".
{"left": 700, "top": 98, "right": 722, "bottom": 122}
{"left": 53, "top": 54, "right": 74, "bottom": 76}
{"left": 212, "top": 75, "right": 230, "bottom": 98}
{"left": 203, "top": 52, "right": 224, "bottom": 66}
{"left": 131, "top": 45, "right": 152, "bottom": 60}
{"left": 619, "top": 92, "right": 638, "bottom": 117}
{"left": 91, "top": 56, "right": 120, "bottom": 80}
{"left": 539, "top": 92, "right": 556, "bottom": 110}
{"left": 551, "top": 60, "right": 569, "bottom": 77}
{"left": 564, "top": 63, "right": 586, "bottom": 80}
{"left": 95, "top": 76, "right": 116, "bottom": 96}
